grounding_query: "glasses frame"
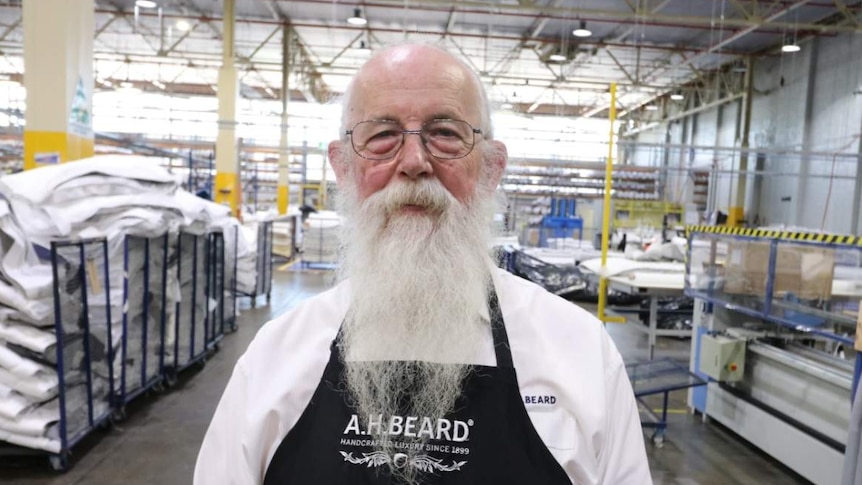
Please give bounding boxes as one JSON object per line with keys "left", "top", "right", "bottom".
{"left": 345, "top": 118, "right": 483, "bottom": 161}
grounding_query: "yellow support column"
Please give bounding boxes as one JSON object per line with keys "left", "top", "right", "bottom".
{"left": 729, "top": 56, "right": 754, "bottom": 227}
{"left": 215, "top": 0, "right": 240, "bottom": 217}
{"left": 277, "top": 23, "right": 290, "bottom": 215}
{"left": 23, "top": 0, "right": 94, "bottom": 170}
{"left": 598, "top": 83, "right": 625, "bottom": 325}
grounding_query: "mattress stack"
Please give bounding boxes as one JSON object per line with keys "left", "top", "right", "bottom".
{"left": 0, "top": 155, "right": 250, "bottom": 453}
{"left": 301, "top": 211, "right": 341, "bottom": 266}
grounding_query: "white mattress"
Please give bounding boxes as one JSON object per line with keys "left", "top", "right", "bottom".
{"left": 579, "top": 257, "right": 687, "bottom": 278}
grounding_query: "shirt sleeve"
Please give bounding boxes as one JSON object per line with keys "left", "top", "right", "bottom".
{"left": 598, "top": 336, "right": 654, "bottom": 485}
{"left": 194, "top": 358, "right": 257, "bottom": 485}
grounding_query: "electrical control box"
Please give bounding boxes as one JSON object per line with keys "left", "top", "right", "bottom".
{"left": 699, "top": 334, "right": 746, "bottom": 382}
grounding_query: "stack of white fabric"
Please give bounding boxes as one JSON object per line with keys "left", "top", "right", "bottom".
{"left": 236, "top": 221, "right": 260, "bottom": 294}
{"left": 0, "top": 155, "right": 249, "bottom": 453}
{"left": 301, "top": 211, "right": 341, "bottom": 265}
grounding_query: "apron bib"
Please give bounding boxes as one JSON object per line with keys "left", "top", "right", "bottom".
{"left": 263, "top": 289, "right": 572, "bottom": 484}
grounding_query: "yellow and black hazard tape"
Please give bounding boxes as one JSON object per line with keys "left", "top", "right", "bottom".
{"left": 685, "top": 225, "right": 861, "bottom": 246}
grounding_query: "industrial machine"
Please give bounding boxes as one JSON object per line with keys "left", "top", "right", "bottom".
{"left": 685, "top": 226, "right": 862, "bottom": 485}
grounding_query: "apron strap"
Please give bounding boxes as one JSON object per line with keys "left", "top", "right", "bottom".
{"left": 488, "top": 287, "right": 514, "bottom": 369}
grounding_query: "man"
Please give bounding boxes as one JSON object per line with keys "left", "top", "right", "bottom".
{"left": 195, "top": 43, "right": 652, "bottom": 485}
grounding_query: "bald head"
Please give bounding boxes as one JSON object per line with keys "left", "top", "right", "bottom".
{"left": 340, "top": 43, "right": 493, "bottom": 140}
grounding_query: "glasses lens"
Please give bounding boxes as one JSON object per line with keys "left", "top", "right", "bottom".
{"left": 351, "top": 121, "right": 402, "bottom": 160}
{"left": 423, "top": 120, "right": 475, "bottom": 159}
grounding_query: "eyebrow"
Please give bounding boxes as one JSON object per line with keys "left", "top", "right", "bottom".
{"left": 366, "top": 112, "right": 465, "bottom": 124}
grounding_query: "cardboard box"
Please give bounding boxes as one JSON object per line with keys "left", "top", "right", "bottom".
{"left": 724, "top": 240, "right": 834, "bottom": 300}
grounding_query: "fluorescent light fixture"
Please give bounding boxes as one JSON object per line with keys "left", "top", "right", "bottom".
{"left": 152, "top": 80, "right": 166, "bottom": 89}
{"left": 176, "top": 19, "right": 191, "bottom": 32}
{"left": 501, "top": 102, "right": 514, "bottom": 110}
{"left": 572, "top": 21, "right": 592, "bottom": 38}
{"left": 670, "top": 92, "right": 684, "bottom": 101}
{"left": 347, "top": 8, "right": 367, "bottom": 26}
{"left": 135, "top": 0, "right": 158, "bottom": 8}
{"left": 645, "top": 104, "right": 658, "bottom": 111}
{"left": 120, "top": 81, "right": 134, "bottom": 88}
{"left": 548, "top": 53, "right": 567, "bottom": 62}
{"left": 781, "top": 43, "right": 801, "bottom": 53}
{"left": 102, "top": 79, "right": 113, "bottom": 87}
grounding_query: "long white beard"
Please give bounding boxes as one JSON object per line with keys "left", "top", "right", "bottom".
{"left": 335, "top": 176, "right": 497, "bottom": 483}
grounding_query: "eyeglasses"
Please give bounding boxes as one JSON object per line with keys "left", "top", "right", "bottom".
{"left": 345, "top": 119, "right": 483, "bottom": 161}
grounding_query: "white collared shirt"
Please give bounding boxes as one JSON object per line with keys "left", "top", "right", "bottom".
{"left": 194, "top": 268, "right": 653, "bottom": 485}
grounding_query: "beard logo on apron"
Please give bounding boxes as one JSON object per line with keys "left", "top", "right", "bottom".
{"left": 339, "top": 413, "right": 473, "bottom": 473}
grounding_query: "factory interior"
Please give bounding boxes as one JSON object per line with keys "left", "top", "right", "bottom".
{"left": 1, "top": 0, "right": 862, "bottom": 484}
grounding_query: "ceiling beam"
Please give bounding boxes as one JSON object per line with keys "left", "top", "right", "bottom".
{"left": 487, "top": 0, "right": 569, "bottom": 76}
{"left": 644, "top": 0, "right": 814, "bottom": 83}
{"left": 271, "top": 0, "right": 862, "bottom": 33}
{"left": 727, "top": 0, "right": 755, "bottom": 20}
{"left": 833, "top": 0, "right": 860, "bottom": 25}
{"left": 0, "top": 16, "right": 18, "bottom": 42}
{"left": 244, "top": 24, "right": 281, "bottom": 61}
{"left": 605, "top": 49, "right": 638, "bottom": 85}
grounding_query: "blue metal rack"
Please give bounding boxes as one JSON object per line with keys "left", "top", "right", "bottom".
{"left": 167, "top": 232, "right": 210, "bottom": 378}
{"left": 49, "top": 238, "right": 115, "bottom": 470}
{"left": 0, "top": 229, "right": 244, "bottom": 471}
{"left": 538, "top": 197, "right": 583, "bottom": 247}
{"left": 222, "top": 225, "right": 239, "bottom": 332}
{"left": 116, "top": 234, "right": 169, "bottom": 411}
{"left": 206, "top": 231, "right": 226, "bottom": 350}
{"left": 239, "top": 220, "right": 274, "bottom": 307}
{"left": 626, "top": 358, "right": 707, "bottom": 446}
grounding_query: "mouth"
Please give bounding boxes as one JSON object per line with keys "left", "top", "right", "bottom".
{"left": 398, "top": 204, "right": 429, "bottom": 214}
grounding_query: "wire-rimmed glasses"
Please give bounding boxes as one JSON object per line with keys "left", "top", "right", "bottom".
{"left": 345, "top": 119, "right": 483, "bottom": 161}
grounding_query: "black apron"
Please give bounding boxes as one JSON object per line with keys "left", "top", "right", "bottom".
{"left": 263, "top": 290, "right": 572, "bottom": 484}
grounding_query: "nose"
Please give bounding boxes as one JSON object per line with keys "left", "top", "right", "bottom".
{"left": 397, "top": 132, "right": 433, "bottom": 180}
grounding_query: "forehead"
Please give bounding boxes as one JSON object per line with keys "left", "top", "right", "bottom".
{"left": 349, "top": 47, "right": 482, "bottom": 124}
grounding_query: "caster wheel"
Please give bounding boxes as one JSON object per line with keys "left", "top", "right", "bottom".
{"left": 153, "top": 382, "right": 165, "bottom": 393}
{"left": 49, "top": 454, "right": 68, "bottom": 472}
{"left": 164, "top": 373, "right": 178, "bottom": 388}
{"left": 250, "top": 299, "right": 257, "bottom": 308}
{"left": 112, "top": 407, "right": 127, "bottom": 422}
{"left": 652, "top": 435, "right": 665, "bottom": 448}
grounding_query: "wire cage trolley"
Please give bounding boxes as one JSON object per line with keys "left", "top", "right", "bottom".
{"left": 205, "top": 230, "right": 226, "bottom": 349}
{"left": 114, "top": 234, "right": 170, "bottom": 413}
{"left": 0, "top": 239, "right": 118, "bottom": 470}
{"left": 223, "top": 225, "right": 239, "bottom": 332}
{"left": 166, "top": 232, "right": 211, "bottom": 380}
{"left": 238, "top": 220, "right": 273, "bottom": 308}
{"left": 48, "top": 238, "right": 116, "bottom": 470}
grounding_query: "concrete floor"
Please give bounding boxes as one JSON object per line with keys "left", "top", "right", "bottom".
{"left": 0, "top": 270, "right": 810, "bottom": 484}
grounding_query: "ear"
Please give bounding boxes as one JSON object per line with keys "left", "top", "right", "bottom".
{"left": 328, "top": 140, "right": 350, "bottom": 188}
{"left": 485, "top": 140, "right": 508, "bottom": 188}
